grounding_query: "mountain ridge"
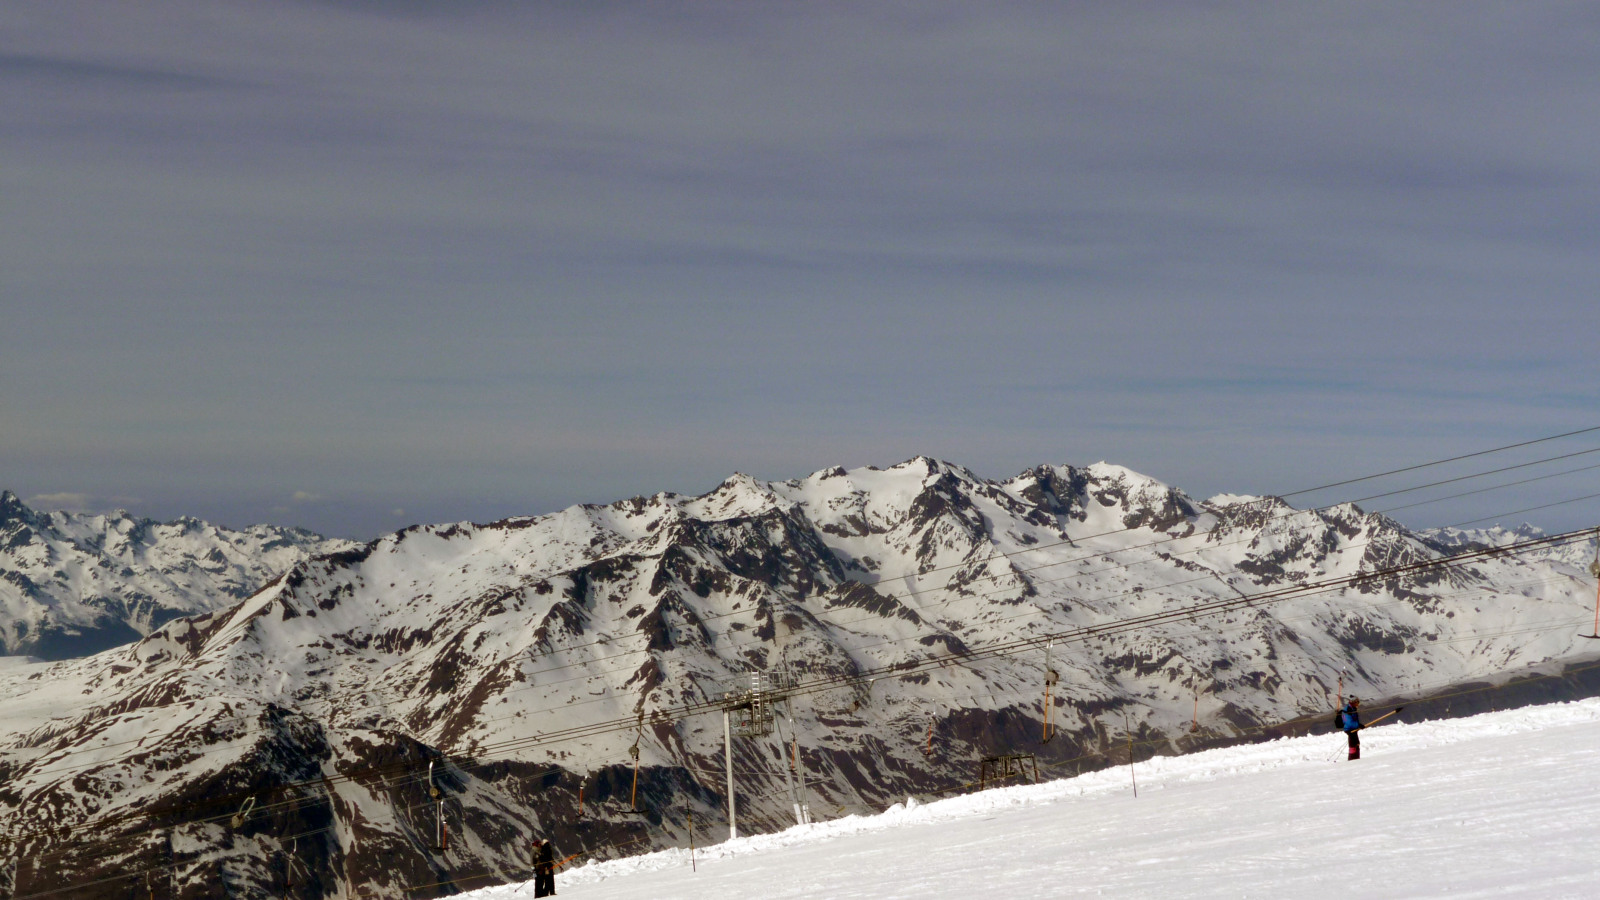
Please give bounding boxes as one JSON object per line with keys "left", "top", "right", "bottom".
{"left": 0, "top": 490, "right": 357, "bottom": 659}
{"left": 1, "top": 459, "right": 1596, "bottom": 900}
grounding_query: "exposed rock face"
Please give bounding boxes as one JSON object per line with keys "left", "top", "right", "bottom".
{"left": 0, "top": 491, "right": 356, "bottom": 659}
{"left": 0, "top": 460, "right": 1594, "bottom": 900}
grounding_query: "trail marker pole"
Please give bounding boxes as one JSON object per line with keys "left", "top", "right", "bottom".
{"left": 688, "top": 809, "right": 696, "bottom": 872}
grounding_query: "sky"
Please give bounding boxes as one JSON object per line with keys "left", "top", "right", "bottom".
{"left": 3, "top": 1, "right": 1599, "bottom": 539}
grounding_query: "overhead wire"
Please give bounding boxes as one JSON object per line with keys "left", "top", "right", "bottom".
{"left": 1277, "top": 424, "right": 1600, "bottom": 499}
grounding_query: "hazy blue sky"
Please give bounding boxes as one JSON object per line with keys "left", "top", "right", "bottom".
{"left": 4, "top": 1, "right": 1598, "bottom": 539}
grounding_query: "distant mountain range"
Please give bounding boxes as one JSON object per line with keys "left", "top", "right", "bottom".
{"left": 1, "top": 461, "right": 1595, "bottom": 900}
{"left": 0, "top": 490, "right": 354, "bottom": 659}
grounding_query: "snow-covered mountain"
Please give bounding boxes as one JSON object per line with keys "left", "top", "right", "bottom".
{"left": 1, "top": 459, "right": 1596, "bottom": 900}
{"left": 0, "top": 490, "right": 356, "bottom": 659}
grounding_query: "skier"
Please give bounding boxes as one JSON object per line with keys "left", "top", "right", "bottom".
{"left": 1338, "top": 697, "right": 1363, "bottom": 760}
{"left": 533, "top": 838, "right": 557, "bottom": 897}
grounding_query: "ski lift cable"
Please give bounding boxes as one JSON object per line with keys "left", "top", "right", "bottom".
{"left": 1279, "top": 425, "right": 1600, "bottom": 499}
{"left": 1373, "top": 458, "right": 1600, "bottom": 516}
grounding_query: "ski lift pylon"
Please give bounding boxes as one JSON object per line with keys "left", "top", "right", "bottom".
{"left": 1041, "top": 640, "right": 1059, "bottom": 744}
{"left": 627, "top": 712, "right": 647, "bottom": 815}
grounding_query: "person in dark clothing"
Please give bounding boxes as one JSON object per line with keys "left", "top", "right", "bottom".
{"left": 533, "top": 838, "right": 557, "bottom": 897}
{"left": 1339, "top": 697, "right": 1363, "bottom": 760}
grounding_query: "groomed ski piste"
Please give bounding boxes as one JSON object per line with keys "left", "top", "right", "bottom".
{"left": 460, "top": 698, "right": 1600, "bottom": 899}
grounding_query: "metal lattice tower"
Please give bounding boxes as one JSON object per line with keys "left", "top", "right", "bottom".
{"left": 718, "top": 669, "right": 796, "bottom": 738}
{"left": 715, "top": 667, "right": 801, "bottom": 839}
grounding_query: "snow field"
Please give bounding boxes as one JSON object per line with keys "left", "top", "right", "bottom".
{"left": 463, "top": 699, "right": 1600, "bottom": 899}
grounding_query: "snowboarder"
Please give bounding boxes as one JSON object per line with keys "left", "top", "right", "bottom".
{"left": 1338, "top": 697, "right": 1363, "bottom": 760}
{"left": 533, "top": 838, "right": 557, "bottom": 897}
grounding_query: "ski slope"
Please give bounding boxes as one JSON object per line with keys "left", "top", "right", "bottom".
{"left": 464, "top": 700, "right": 1600, "bottom": 899}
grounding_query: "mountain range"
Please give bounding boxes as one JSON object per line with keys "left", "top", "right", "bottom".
{"left": 1, "top": 459, "right": 1596, "bottom": 900}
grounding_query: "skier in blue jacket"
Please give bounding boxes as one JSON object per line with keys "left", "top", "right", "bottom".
{"left": 1339, "top": 697, "right": 1363, "bottom": 760}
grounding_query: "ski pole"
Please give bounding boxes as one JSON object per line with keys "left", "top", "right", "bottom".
{"left": 1353, "top": 707, "right": 1404, "bottom": 730}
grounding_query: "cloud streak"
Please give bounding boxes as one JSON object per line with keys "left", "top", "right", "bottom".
{"left": 2, "top": 1, "right": 1598, "bottom": 537}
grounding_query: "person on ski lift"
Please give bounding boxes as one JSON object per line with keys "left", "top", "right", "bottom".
{"left": 533, "top": 837, "right": 557, "bottom": 897}
{"left": 1339, "top": 697, "right": 1363, "bottom": 760}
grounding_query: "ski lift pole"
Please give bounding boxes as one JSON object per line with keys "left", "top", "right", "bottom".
{"left": 792, "top": 722, "right": 810, "bottom": 824}
{"left": 630, "top": 711, "right": 643, "bottom": 810}
{"left": 774, "top": 710, "right": 802, "bottom": 827}
{"left": 1584, "top": 533, "right": 1600, "bottom": 639}
{"left": 723, "top": 709, "right": 737, "bottom": 841}
{"left": 1124, "top": 711, "right": 1137, "bottom": 798}
{"left": 1042, "top": 640, "right": 1057, "bottom": 743}
{"left": 1355, "top": 707, "right": 1405, "bottom": 730}
{"left": 429, "top": 758, "right": 448, "bottom": 852}
{"left": 284, "top": 837, "right": 299, "bottom": 897}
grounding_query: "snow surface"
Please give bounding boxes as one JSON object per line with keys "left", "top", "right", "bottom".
{"left": 464, "top": 700, "right": 1600, "bottom": 899}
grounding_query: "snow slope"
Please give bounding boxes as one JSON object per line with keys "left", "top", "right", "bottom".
{"left": 472, "top": 699, "right": 1600, "bottom": 899}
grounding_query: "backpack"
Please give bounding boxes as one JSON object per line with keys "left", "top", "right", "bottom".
{"left": 1332, "top": 708, "right": 1343, "bottom": 731}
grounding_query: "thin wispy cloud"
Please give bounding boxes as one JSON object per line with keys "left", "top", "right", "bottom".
{"left": 3, "top": 1, "right": 1597, "bottom": 538}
